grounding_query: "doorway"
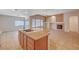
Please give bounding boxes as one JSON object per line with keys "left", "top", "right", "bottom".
{"left": 69, "top": 16, "right": 78, "bottom": 32}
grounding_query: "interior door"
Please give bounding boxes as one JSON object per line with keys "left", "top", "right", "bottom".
{"left": 69, "top": 16, "right": 78, "bottom": 32}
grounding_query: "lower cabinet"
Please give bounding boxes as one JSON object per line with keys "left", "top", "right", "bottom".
{"left": 19, "top": 31, "right": 48, "bottom": 50}
{"left": 27, "top": 38, "right": 34, "bottom": 50}
{"left": 23, "top": 35, "right": 27, "bottom": 50}
{"left": 27, "top": 36, "right": 48, "bottom": 50}
{"left": 19, "top": 31, "right": 24, "bottom": 49}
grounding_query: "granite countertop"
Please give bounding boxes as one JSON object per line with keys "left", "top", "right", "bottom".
{"left": 20, "top": 30, "right": 49, "bottom": 40}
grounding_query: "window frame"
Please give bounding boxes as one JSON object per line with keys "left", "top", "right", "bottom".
{"left": 32, "top": 19, "right": 44, "bottom": 30}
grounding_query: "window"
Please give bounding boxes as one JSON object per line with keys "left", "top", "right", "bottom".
{"left": 15, "top": 21, "right": 24, "bottom": 26}
{"left": 24, "top": 20, "right": 29, "bottom": 29}
{"left": 40, "top": 20, "right": 43, "bottom": 27}
{"left": 32, "top": 19, "right": 44, "bottom": 31}
{"left": 15, "top": 19, "right": 29, "bottom": 29}
{"left": 36, "top": 19, "right": 41, "bottom": 27}
{"left": 32, "top": 19, "right": 36, "bottom": 27}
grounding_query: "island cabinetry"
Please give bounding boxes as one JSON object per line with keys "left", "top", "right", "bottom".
{"left": 19, "top": 31, "right": 27, "bottom": 50}
{"left": 19, "top": 31, "right": 24, "bottom": 49}
{"left": 19, "top": 30, "right": 48, "bottom": 50}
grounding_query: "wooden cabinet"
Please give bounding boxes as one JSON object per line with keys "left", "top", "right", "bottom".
{"left": 19, "top": 31, "right": 27, "bottom": 49}
{"left": 27, "top": 38, "right": 34, "bottom": 50}
{"left": 19, "top": 30, "right": 48, "bottom": 50}
{"left": 35, "top": 36, "right": 48, "bottom": 50}
{"left": 19, "top": 31, "right": 24, "bottom": 49}
{"left": 23, "top": 35, "right": 27, "bottom": 50}
{"left": 27, "top": 36, "right": 48, "bottom": 50}
{"left": 34, "top": 35, "right": 48, "bottom": 50}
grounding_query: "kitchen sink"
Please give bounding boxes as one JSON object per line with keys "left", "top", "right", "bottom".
{"left": 23, "top": 29, "right": 33, "bottom": 32}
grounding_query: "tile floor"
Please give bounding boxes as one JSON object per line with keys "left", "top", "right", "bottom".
{"left": 0, "top": 30, "right": 79, "bottom": 50}
{"left": 0, "top": 31, "right": 21, "bottom": 50}
{"left": 49, "top": 30, "right": 79, "bottom": 50}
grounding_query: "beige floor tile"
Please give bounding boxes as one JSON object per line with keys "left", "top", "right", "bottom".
{"left": 0, "top": 30, "right": 79, "bottom": 50}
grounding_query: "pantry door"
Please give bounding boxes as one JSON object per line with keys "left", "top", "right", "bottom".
{"left": 69, "top": 16, "right": 78, "bottom": 32}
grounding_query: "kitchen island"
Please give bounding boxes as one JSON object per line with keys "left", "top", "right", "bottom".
{"left": 18, "top": 30, "right": 48, "bottom": 50}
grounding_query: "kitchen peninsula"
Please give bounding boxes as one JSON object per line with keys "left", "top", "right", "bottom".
{"left": 19, "top": 29, "right": 48, "bottom": 50}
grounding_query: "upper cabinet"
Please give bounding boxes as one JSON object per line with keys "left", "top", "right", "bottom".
{"left": 46, "top": 14, "right": 64, "bottom": 23}
{"left": 56, "top": 14, "right": 64, "bottom": 22}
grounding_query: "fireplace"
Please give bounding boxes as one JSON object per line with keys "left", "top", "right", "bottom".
{"left": 50, "top": 22, "right": 64, "bottom": 30}
{"left": 57, "top": 25, "right": 62, "bottom": 29}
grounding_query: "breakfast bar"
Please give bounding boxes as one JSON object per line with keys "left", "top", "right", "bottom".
{"left": 18, "top": 30, "right": 48, "bottom": 50}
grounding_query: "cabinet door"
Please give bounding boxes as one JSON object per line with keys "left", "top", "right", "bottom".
{"left": 27, "top": 37, "right": 34, "bottom": 50}
{"left": 35, "top": 35, "right": 48, "bottom": 50}
{"left": 18, "top": 31, "right": 21, "bottom": 45}
{"left": 19, "top": 31, "right": 24, "bottom": 49}
{"left": 24, "top": 35, "right": 27, "bottom": 50}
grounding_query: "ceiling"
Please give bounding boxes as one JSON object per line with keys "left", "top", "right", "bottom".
{"left": 0, "top": 9, "right": 77, "bottom": 18}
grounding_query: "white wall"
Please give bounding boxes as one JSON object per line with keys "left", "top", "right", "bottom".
{"left": 46, "top": 16, "right": 56, "bottom": 30}
{"left": 0, "top": 15, "right": 24, "bottom": 32}
{"left": 64, "top": 10, "right": 79, "bottom": 32}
